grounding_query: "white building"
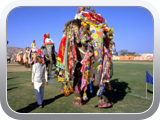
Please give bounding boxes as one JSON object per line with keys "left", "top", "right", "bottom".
{"left": 140, "top": 53, "right": 153, "bottom": 57}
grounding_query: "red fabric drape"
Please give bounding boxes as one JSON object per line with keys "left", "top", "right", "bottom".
{"left": 57, "top": 36, "right": 67, "bottom": 64}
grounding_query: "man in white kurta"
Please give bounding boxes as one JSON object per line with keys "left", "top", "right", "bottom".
{"left": 32, "top": 56, "right": 48, "bottom": 108}
{"left": 44, "top": 33, "right": 54, "bottom": 43}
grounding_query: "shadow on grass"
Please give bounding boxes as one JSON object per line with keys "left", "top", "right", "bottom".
{"left": 107, "top": 78, "right": 131, "bottom": 105}
{"left": 7, "top": 77, "right": 18, "bottom": 80}
{"left": 16, "top": 93, "right": 64, "bottom": 113}
{"left": 147, "top": 89, "right": 153, "bottom": 94}
{"left": 7, "top": 87, "right": 18, "bottom": 91}
{"left": 7, "top": 83, "right": 24, "bottom": 86}
{"left": 84, "top": 78, "right": 131, "bottom": 106}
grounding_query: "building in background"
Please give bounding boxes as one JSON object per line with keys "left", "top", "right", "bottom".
{"left": 112, "top": 53, "right": 153, "bottom": 61}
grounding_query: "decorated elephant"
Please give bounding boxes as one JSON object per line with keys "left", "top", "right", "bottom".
{"left": 11, "top": 54, "right": 16, "bottom": 62}
{"left": 40, "top": 41, "right": 57, "bottom": 79}
{"left": 28, "top": 47, "right": 39, "bottom": 69}
{"left": 16, "top": 49, "right": 24, "bottom": 65}
{"left": 23, "top": 47, "right": 31, "bottom": 68}
{"left": 54, "top": 7, "right": 115, "bottom": 108}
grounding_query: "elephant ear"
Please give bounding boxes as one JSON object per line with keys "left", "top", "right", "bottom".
{"left": 72, "top": 23, "right": 80, "bottom": 43}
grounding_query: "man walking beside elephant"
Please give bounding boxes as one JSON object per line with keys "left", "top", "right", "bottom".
{"left": 32, "top": 56, "right": 48, "bottom": 108}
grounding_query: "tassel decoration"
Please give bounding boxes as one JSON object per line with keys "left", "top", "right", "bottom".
{"left": 69, "top": 81, "right": 74, "bottom": 94}
{"left": 90, "top": 78, "right": 93, "bottom": 93}
{"left": 83, "top": 91, "right": 88, "bottom": 101}
{"left": 64, "top": 82, "right": 70, "bottom": 96}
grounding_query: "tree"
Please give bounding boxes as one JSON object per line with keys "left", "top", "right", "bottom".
{"left": 127, "top": 52, "right": 136, "bottom": 56}
{"left": 119, "top": 50, "right": 128, "bottom": 56}
{"left": 113, "top": 52, "right": 118, "bottom": 56}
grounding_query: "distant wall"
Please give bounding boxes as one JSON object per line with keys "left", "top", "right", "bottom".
{"left": 119, "top": 56, "right": 134, "bottom": 60}
{"left": 112, "top": 56, "right": 153, "bottom": 60}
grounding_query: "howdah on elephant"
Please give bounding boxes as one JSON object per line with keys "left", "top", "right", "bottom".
{"left": 54, "top": 7, "right": 115, "bottom": 108}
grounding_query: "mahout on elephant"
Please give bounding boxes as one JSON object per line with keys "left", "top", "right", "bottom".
{"left": 54, "top": 7, "right": 116, "bottom": 108}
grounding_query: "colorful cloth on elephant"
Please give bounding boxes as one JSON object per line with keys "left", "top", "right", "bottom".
{"left": 81, "top": 76, "right": 87, "bottom": 90}
{"left": 68, "top": 41, "right": 77, "bottom": 74}
{"left": 57, "top": 36, "right": 67, "bottom": 68}
{"left": 45, "top": 44, "right": 53, "bottom": 61}
{"left": 63, "top": 32, "right": 70, "bottom": 80}
{"left": 42, "top": 42, "right": 53, "bottom": 46}
{"left": 82, "top": 12, "right": 104, "bottom": 24}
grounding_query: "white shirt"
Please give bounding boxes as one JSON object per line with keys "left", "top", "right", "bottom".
{"left": 45, "top": 38, "right": 53, "bottom": 43}
{"left": 32, "top": 63, "right": 48, "bottom": 83}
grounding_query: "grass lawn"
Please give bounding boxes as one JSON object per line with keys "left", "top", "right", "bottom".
{"left": 7, "top": 61, "right": 153, "bottom": 113}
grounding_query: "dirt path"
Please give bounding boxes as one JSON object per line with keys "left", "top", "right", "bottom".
{"left": 7, "top": 64, "right": 20, "bottom": 66}
{"left": 7, "top": 65, "right": 31, "bottom": 72}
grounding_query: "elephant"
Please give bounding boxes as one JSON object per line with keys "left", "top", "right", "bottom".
{"left": 28, "top": 47, "right": 39, "bottom": 69}
{"left": 23, "top": 47, "right": 31, "bottom": 68}
{"left": 40, "top": 43, "right": 57, "bottom": 80}
{"left": 16, "top": 49, "right": 24, "bottom": 65}
{"left": 55, "top": 10, "right": 115, "bottom": 108}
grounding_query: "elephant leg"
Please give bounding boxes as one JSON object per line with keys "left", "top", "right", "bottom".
{"left": 97, "top": 94, "right": 112, "bottom": 108}
{"left": 92, "top": 72, "right": 112, "bottom": 108}
{"left": 96, "top": 83, "right": 112, "bottom": 108}
{"left": 73, "top": 84, "right": 85, "bottom": 105}
{"left": 48, "top": 63, "right": 52, "bottom": 79}
{"left": 93, "top": 71, "right": 101, "bottom": 87}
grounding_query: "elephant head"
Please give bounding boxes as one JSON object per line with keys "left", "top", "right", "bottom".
{"left": 40, "top": 43, "right": 56, "bottom": 78}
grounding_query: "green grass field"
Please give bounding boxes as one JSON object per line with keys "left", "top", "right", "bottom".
{"left": 7, "top": 61, "right": 153, "bottom": 113}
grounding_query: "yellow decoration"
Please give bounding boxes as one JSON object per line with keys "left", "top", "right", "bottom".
{"left": 79, "top": 16, "right": 82, "bottom": 20}
{"left": 82, "top": 20, "right": 108, "bottom": 29}
{"left": 57, "top": 77, "right": 69, "bottom": 82}
{"left": 53, "top": 75, "right": 58, "bottom": 78}
{"left": 111, "top": 28, "right": 114, "bottom": 31}
{"left": 64, "top": 83, "right": 70, "bottom": 96}
{"left": 107, "top": 27, "right": 110, "bottom": 31}
{"left": 74, "top": 97, "right": 81, "bottom": 100}
{"left": 105, "top": 19, "right": 107, "bottom": 23}
{"left": 58, "top": 57, "right": 61, "bottom": 61}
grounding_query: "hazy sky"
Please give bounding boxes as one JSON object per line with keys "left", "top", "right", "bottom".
{"left": 7, "top": 7, "right": 153, "bottom": 54}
